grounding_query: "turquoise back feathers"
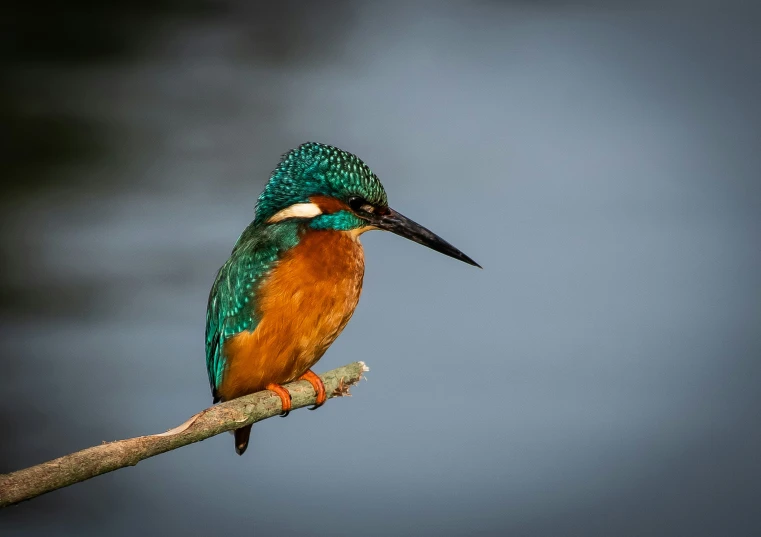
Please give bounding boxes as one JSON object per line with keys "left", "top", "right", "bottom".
{"left": 205, "top": 222, "right": 301, "bottom": 397}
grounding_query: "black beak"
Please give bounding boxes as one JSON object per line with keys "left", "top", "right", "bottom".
{"left": 368, "top": 208, "right": 481, "bottom": 268}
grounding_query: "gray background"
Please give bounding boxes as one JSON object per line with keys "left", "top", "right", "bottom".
{"left": 2, "top": 2, "right": 760, "bottom": 536}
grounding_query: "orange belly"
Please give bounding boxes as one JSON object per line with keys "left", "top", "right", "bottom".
{"left": 217, "top": 229, "right": 365, "bottom": 401}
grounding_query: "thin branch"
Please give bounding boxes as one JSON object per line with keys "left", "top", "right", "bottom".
{"left": 0, "top": 361, "right": 369, "bottom": 508}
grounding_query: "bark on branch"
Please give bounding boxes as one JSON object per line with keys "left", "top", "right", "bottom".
{"left": 0, "top": 361, "right": 369, "bottom": 508}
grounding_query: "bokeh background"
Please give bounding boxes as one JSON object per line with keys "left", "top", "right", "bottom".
{"left": 2, "top": 1, "right": 760, "bottom": 535}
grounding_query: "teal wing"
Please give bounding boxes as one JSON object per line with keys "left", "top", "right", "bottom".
{"left": 206, "top": 221, "right": 300, "bottom": 403}
{"left": 205, "top": 231, "right": 284, "bottom": 402}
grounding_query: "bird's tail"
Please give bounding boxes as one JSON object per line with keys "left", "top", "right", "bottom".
{"left": 234, "top": 425, "right": 253, "bottom": 456}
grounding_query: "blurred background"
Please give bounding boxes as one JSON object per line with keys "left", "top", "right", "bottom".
{"left": 2, "top": 1, "right": 760, "bottom": 535}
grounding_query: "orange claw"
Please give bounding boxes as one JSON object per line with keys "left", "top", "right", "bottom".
{"left": 266, "top": 383, "right": 292, "bottom": 417}
{"left": 299, "top": 370, "right": 326, "bottom": 410}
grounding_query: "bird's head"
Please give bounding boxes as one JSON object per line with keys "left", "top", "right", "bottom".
{"left": 254, "top": 142, "right": 480, "bottom": 268}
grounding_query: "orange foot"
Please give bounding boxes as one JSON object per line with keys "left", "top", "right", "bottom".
{"left": 299, "top": 370, "right": 326, "bottom": 410}
{"left": 266, "top": 383, "right": 292, "bottom": 417}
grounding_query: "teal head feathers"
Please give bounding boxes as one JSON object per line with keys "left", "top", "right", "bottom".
{"left": 253, "top": 142, "right": 387, "bottom": 230}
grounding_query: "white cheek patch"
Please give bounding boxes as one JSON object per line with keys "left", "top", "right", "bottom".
{"left": 267, "top": 202, "right": 323, "bottom": 223}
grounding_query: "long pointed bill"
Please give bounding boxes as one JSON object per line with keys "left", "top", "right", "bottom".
{"left": 368, "top": 208, "right": 481, "bottom": 268}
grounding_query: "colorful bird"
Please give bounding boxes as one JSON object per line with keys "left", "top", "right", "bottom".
{"left": 206, "top": 142, "right": 479, "bottom": 455}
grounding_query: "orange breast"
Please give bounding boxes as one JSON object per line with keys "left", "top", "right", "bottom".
{"left": 217, "top": 229, "right": 365, "bottom": 401}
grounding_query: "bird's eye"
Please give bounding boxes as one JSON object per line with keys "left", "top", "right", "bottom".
{"left": 348, "top": 196, "right": 374, "bottom": 213}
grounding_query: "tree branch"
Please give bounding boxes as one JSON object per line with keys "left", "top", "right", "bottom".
{"left": 0, "top": 361, "right": 369, "bottom": 508}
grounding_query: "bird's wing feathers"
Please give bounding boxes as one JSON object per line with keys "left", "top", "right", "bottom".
{"left": 205, "top": 233, "right": 283, "bottom": 401}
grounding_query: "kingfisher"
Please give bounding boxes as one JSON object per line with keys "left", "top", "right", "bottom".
{"left": 206, "top": 142, "right": 480, "bottom": 455}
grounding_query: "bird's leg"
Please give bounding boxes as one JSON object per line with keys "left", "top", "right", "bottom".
{"left": 299, "top": 370, "right": 327, "bottom": 410}
{"left": 265, "top": 383, "right": 292, "bottom": 417}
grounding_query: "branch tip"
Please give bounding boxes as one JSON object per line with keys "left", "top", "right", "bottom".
{"left": 331, "top": 376, "right": 352, "bottom": 398}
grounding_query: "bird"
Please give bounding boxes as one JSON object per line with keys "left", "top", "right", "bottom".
{"left": 206, "top": 142, "right": 480, "bottom": 455}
